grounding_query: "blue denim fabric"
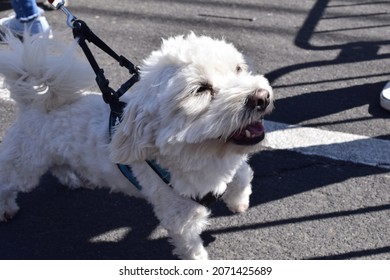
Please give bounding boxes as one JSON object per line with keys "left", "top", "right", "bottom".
{"left": 11, "top": 0, "right": 40, "bottom": 22}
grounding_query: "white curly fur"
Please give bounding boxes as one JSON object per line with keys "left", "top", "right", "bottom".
{"left": 0, "top": 32, "right": 273, "bottom": 259}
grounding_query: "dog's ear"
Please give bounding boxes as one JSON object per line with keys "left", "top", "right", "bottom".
{"left": 109, "top": 61, "right": 179, "bottom": 164}
{"left": 109, "top": 101, "right": 157, "bottom": 164}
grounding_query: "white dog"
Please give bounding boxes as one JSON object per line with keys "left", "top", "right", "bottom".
{"left": 0, "top": 33, "right": 273, "bottom": 259}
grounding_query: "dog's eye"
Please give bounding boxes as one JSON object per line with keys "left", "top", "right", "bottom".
{"left": 236, "top": 64, "right": 248, "bottom": 73}
{"left": 197, "top": 85, "right": 209, "bottom": 93}
{"left": 195, "top": 83, "right": 214, "bottom": 97}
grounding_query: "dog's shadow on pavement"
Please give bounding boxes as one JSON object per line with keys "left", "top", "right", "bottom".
{"left": 0, "top": 174, "right": 177, "bottom": 260}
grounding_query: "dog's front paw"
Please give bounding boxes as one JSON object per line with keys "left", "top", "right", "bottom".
{"left": 223, "top": 185, "right": 252, "bottom": 214}
{"left": 227, "top": 202, "right": 249, "bottom": 214}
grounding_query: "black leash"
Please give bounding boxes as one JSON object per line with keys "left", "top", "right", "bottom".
{"left": 49, "top": 0, "right": 222, "bottom": 208}
{"left": 72, "top": 19, "right": 140, "bottom": 115}
{"left": 49, "top": 1, "right": 139, "bottom": 115}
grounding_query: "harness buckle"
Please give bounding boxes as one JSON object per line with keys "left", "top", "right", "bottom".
{"left": 95, "top": 69, "right": 117, "bottom": 104}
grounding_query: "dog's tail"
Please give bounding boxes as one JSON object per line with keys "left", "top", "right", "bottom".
{"left": 0, "top": 32, "right": 94, "bottom": 111}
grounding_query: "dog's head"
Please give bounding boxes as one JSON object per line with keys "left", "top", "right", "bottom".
{"left": 110, "top": 33, "right": 273, "bottom": 164}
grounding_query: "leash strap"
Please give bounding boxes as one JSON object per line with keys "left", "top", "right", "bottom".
{"left": 48, "top": 1, "right": 139, "bottom": 114}
{"left": 71, "top": 19, "right": 140, "bottom": 114}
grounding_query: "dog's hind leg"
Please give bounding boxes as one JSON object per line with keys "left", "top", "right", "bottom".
{"left": 0, "top": 134, "right": 50, "bottom": 222}
{"left": 223, "top": 161, "right": 254, "bottom": 214}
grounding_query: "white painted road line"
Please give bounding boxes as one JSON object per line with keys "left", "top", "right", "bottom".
{"left": 265, "top": 120, "right": 390, "bottom": 169}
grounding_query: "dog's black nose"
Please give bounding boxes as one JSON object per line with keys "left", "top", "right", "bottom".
{"left": 246, "top": 89, "right": 271, "bottom": 111}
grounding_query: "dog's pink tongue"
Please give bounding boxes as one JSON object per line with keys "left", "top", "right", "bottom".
{"left": 247, "top": 122, "right": 264, "bottom": 136}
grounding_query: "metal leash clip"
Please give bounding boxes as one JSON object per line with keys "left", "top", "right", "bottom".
{"left": 47, "top": 0, "right": 76, "bottom": 28}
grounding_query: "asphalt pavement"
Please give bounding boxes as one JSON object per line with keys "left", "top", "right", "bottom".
{"left": 0, "top": 0, "right": 389, "bottom": 260}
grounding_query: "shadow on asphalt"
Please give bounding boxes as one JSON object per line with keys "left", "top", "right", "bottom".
{"left": 0, "top": 0, "right": 389, "bottom": 260}
{"left": 0, "top": 174, "right": 177, "bottom": 260}
{"left": 268, "top": 81, "right": 390, "bottom": 139}
{"left": 309, "top": 245, "right": 390, "bottom": 260}
{"left": 267, "top": 0, "right": 390, "bottom": 83}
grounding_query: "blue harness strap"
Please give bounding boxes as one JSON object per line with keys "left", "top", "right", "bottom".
{"left": 116, "top": 160, "right": 171, "bottom": 191}
{"left": 146, "top": 159, "right": 171, "bottom": 186}
{"left": 109, "top": 105, "right": 171, "bottom": 192}
{"left": 117, "top": 163, "right": 143, "bottom": 190}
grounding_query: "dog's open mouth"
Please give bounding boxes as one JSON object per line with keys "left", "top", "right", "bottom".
{"left": 228, "top": 120, "right": 265, "bottom": 145}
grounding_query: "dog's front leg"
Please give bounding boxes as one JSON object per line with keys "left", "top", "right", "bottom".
{"left": 145, "top": 182, "right": 210, "bottom": 260}
{"left": 223, "top": 161, "right": 254, "bottom": 213}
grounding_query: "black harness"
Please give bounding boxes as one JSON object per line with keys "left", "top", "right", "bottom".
{"left": 54, "top": 4, "right": 221, "bottom": 207}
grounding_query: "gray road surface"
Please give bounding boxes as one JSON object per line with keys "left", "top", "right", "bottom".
{"left": 0, "top": 0, "right": 389, "bottom": 260}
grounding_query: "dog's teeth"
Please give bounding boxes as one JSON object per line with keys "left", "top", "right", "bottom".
{"left": 245, "top": 130, "right": 251, "bottom": 138}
